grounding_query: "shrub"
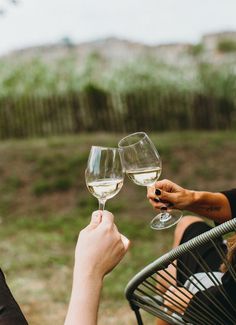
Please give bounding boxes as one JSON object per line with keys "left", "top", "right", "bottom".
{"left": 52, "top": 178, "right": 72, "bottom": 191}
{"left": 32, "top": 180, "right": 53, "bottom": 196}
{"left": 188, "top": 43, "right": 204, "bottom": 56}
{"left": 217, "top": 39, "right": 236, "bottom": 53}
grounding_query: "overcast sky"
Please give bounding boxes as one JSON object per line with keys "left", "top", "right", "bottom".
{"left": 0, "top": 0, "right": 236, "bottom": 55}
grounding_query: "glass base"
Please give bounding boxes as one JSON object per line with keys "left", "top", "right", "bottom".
{"left": 150, "top": 209, "right": 183, "bottom": 230}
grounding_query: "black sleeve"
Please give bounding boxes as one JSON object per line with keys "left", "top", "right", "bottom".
{"left": 0, "top": 269, "right": 28, "bottom": 325}
{"left": 221, "top": 188, "right": 236, "bottom": 219}
{"left": 184, "top": 267, "right": 236, "bottom": 325}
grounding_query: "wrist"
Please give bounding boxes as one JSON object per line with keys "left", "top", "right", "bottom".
{"left": 187, "top": 190, "right": 209, "bottom": 213}
{"left": 71, "top": 270, "right": 103, "bottom": 299}
{"left": 185, "top": 189, "right": 198, "bottom": 210}
{"left": 73, "top": 263, "right": 104, "bottom": 285}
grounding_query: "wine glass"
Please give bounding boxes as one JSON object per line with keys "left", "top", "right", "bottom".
{"left": 118, "top": 132, "right": 182, "bottom": 230}
{"left": 85, "top": 146, "right": 124, "bottom": 211}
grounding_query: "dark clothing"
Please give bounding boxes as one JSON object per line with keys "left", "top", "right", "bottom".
{"left": 177, "top": 221, "right": 227, "bottom": 285}
{"left": 0, "top": 269, "right": 28, "bottom": 324}
{"left": 222, "top": 188, "right": 236, "bottom": 218}
{"left": 184, "top": 254, "right": 236, "bottom": 325}
{"left": 180, "top": 188, "right": 236, "bottom": 325}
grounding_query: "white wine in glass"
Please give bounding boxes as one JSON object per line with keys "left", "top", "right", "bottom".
{"left": 85, "top": 146, "right": 124, "bottom": 210}
{"left": 126, "top": 167, "right": 162, "bottom": 186}
{"left": 118, "top": 132, "right": 182, "bottom": 230}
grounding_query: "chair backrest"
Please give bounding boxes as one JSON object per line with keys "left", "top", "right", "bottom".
{"left": 125, "top": 219, "right": 236, "bottom": 325}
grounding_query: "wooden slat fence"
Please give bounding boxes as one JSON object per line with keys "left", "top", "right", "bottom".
{"left": 0, "top": 90, "right": 235, "bottom": 139}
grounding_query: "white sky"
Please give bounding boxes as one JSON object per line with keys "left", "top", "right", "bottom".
{"left": 0, "top": 0, "right": 236, "bottom": 55}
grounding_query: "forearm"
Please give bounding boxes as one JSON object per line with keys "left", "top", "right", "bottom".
{"left": 64, "top": 268, "right": 103, "bottom": 325}
{"left": 186, "top": 191, "right": 232, "bottom": 223}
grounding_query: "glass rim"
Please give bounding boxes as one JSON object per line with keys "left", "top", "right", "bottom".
{"left": 118, "top": 132, "right": 148, "bottom": 148}
{"left": 91, "top": 145, "right": 119, "bottom": 151}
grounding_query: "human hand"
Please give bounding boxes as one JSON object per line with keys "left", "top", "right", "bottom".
{"left": 163, "top": 286, "right": 193, "bottom": 314}
{"left": 74, "top": 210, "right": 130, "bottom": 280}
{"left": 147, "top": 179, "right": 193, "bottom": 211}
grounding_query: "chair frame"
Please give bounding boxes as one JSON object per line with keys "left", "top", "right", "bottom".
{"left": 125, "top": 218, "right": 236, "bottom": 325}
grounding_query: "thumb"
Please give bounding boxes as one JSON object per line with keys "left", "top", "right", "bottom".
{"left": 121, "top": 234, "right": 130, "bottom": 251}
{"left": 89, "top": 210, "right": 102, "bottom": 227}
{"left": 100, "top": 210, "right": 114, "bottom": 225}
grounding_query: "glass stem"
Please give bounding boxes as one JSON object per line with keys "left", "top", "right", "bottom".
{"left": 99, "top": 200, "right": 106, "bottom": 211}
{"left": 160, "top": 207, "right": 171, "bottom": 222}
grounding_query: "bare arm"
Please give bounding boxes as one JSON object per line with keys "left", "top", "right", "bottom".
{"left": 147, "top": 179, "right": 232, "bottom": 223}
{"left": 65, "top": 271, "right": 103, "bottom": 325}
{"left": 187, "top": 190, "right": 231, "bottom": 223}
{"left": 64, "top": 211, "right": 130, "bottom": 325}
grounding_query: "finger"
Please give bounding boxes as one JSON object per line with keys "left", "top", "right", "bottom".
{"left": 149, "top": 199, "right": 164, "bottom": 209}
{"left": 149, "top": 198, "right": 156, "bottom": 206}
{"left": 149, "top": 199, "right": 159, "bottom": 209}
{"left": 168, "top": 285, "right": 175, "bottom": 292}
{"left": 120, "top": 234, "right": 130, "bottom": 251}
{"left": 160, "top": 205, "right": 168, "bottom": 211}
{"left": 155, "top": 179, "right": 172, "bottom": 190}
{"left": 90, "top": 210, "right": 102, "bottom": 227}
{"left": 155, "top": 188, "right": 161, "bottom": 196}
{"left": 101, "top": 210, "right": 114, "bottom": 225}
{"left": 147, "top": 186, "right": 158, "bottom": 200}
{"left": 155, "top": 188, "right": 175, "bottom": 204}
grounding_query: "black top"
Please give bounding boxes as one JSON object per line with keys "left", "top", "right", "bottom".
{"left": 184, "top": 255, "right": 236, "bottom": 325}
{"left": 184, "top": 188, "right": 236, "bottom": 325}
{"left": 0, "top": 269, "right": 28, "bottom": 324}
{"left": 222, "top": 188, "right": 236, "bottom": 219}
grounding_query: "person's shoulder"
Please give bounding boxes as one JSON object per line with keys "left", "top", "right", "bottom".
{"left": 221, "top": 188, "right": 236, "bottom": 199}
{"left": 0, "top": 268, "right": 6, "bottom": 280}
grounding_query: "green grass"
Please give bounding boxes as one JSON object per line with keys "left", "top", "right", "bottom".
{"left": 0, "top": 211, "right": 173, "bottom": 303}
{"left": 0, "top": 131, "right": 236, "bottom": 324}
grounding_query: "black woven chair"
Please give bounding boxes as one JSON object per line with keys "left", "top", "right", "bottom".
{"left": 125, "top": 218, "right": 236, "bottom": 325}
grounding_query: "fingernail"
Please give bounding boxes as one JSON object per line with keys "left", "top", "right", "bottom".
{"left": 92, "top": 211, "right": 100, "bottom": 218}
{"left": 91, "top": 211, "right": 102, "bottom": 224}
{"left": 160, "top": 206, "right": 167, "bottom": 210}
{"left": 154, "top": 198, "right": 160, "bottom": 203}
{"left": 155, "top": 189, "right": 161, "bottom": 196}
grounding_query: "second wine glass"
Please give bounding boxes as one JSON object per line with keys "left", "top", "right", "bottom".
{"left": 85, "top": 146, "right": 124, "bottom": 211}
{"left": 118, "top": 132, "right": 182, "bottom": 230}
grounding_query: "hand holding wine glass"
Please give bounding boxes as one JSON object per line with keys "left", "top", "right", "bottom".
{"left": 118, "top": 132, "right": 182, "bottom": 230}
{"left": 85, "top": 146, "right": 124, "bottom": 211}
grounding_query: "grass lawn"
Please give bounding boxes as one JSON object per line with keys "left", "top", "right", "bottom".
{"left": 0, "top": 131, "right": 236, "bottom": 324}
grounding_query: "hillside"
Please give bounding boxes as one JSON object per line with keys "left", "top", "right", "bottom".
{"left": 1, "top": 31, "right": 236, "bottom": 139}
{"left": 2, "top": 31, "right": 236, "bottom": 67}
